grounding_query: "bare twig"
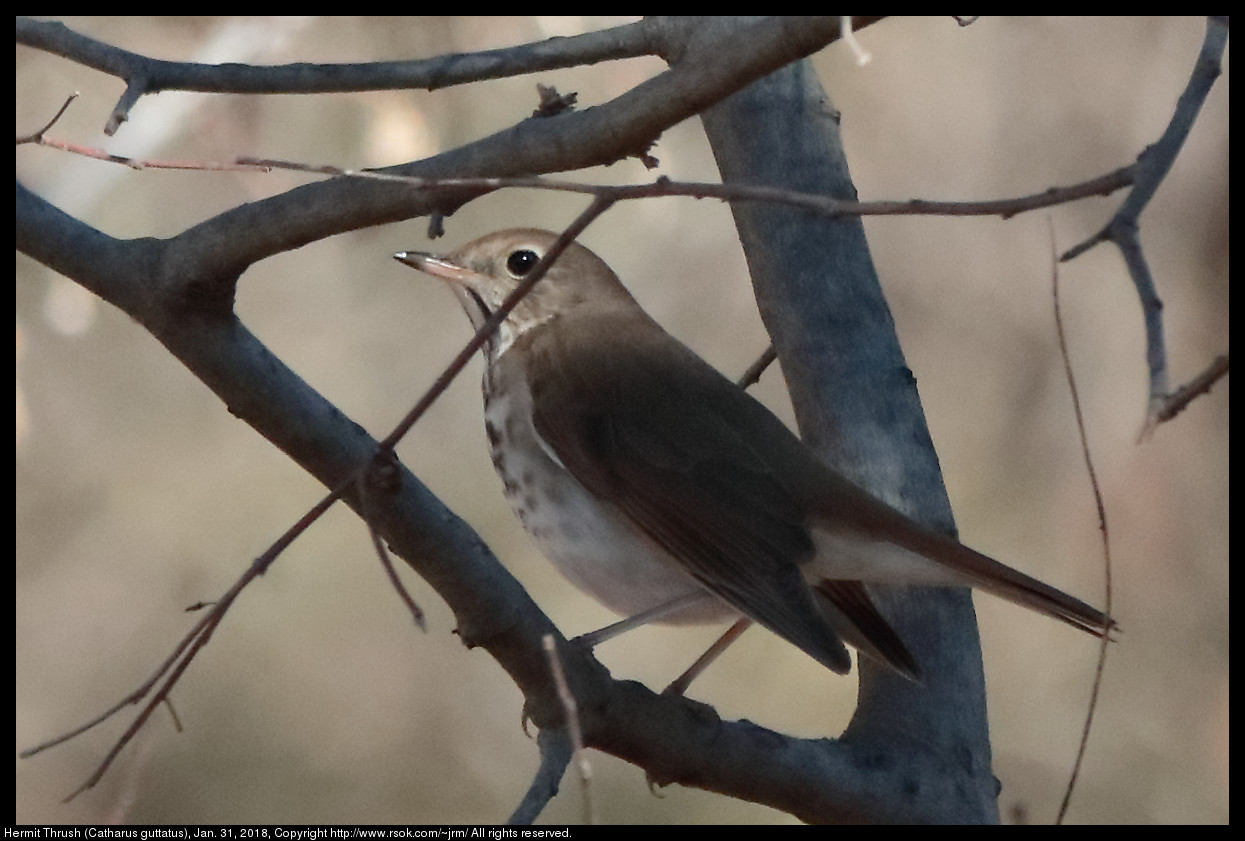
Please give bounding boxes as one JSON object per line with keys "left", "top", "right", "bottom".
{"left": 14, "top": 91, "right": 78, "bottom": 143}
{"left": 542, "top": 635, "right": 595, "bottom": 825}
{"left": 360, "top": 450, "right": 427, "bottom": 631}
{"left": 22, "top": 196, "right": 617, "bottom": 799}
{"left": 23, "top": 123, "right": 1136, "bottom": 223}
{"left": 31, "top": 80, "right": 1146, "bottom": 220}
{"left": 21, "top": 482, "right": 349, "bottom": 799}
{"left": 1145, "top": 353, "right": 1229, "bottom": 434}
{"left": 240, "top": 157, "right": 1140, "bottom": 222}
{"left": 1061, "top": 17, "right": 1228, "bottom": 433}
{"left": 840, "top": 15, "right": 873, "bottom": 66}
{"left": 19, "top": 94, "right": 267, "bottom": 171}
{"left": 21, "top": 114, "right": 1139, "bottom": 217}
{"left": 28, "top": 135, "right": 273, "bottom": 172}
{"left": 1049, "top": 221, "right": 1113, "bottom": 825}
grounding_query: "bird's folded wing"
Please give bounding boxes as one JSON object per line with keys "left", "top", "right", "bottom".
{"left": 529, "top": 329, "right": 862, "bottom": 673}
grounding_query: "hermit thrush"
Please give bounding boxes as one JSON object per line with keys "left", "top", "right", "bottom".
{"left": 394, "top": 229, "right": 1114, "bottom": 679}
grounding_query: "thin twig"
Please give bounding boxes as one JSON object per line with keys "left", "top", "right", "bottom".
{"left": 242, "top": 156, "right": 1139, "bottom": 222}
{"left": 15, "top": 91, "right": 79, "bottom": 143}
{"left": 1061, "top": 17, "right": 1228, "bottom": 434}
{"left": 840, "top": 15, "right": 873, "bottom": 66}
{"left": 17, "top": 95, "right": 270, "bottom": 170}
{"left": 22, "top": 481, "right": 349, "bottom": 799}
{"left": 1049, "top": 220, "right": 1113, "bottom": 825}
{"left": 22, "top": 197, "right": 618, "bottom": 799}
{"left": 360, "top": 450, "right": 427, "bottom": 631}
{"left": 542, "top": 635, "right": 595, "bottom": 825}
{"left": 1143, "top": 353, "right": 1229, "bottom": 437}
{"left": 21, "top": 105, "right": 1137, "bottom": 220}
{"left": 35, "top": 135, "right": 272, "bottom": 171}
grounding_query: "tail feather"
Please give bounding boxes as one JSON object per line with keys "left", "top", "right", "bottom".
{"left": 810, "top": 481, "right": 1117, "bottom": 639}
{"left": 938, "top": 538, "right": 1116, "bottom": 637}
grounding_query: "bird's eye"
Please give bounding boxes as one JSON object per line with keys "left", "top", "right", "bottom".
{"left": 506, "top": 249, "right": 541, "bottom": 278}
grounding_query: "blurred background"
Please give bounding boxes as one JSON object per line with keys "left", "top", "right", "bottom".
{"left": 16, "top": 16, "right": 1228, "bottom": 824}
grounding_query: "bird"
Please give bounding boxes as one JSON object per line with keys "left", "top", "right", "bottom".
{"left": 394, "top": 228, "right": 1114, "bottom": 680}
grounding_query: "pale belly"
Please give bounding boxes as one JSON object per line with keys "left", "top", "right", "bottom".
{"left": 483, "top": 370, "right": 734, "bottom": 625}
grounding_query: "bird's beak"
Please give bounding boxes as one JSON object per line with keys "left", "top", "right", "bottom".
{"left": 393, "top": 251, "right": 472, "bottom": 284}
{"left": 395, "top": 249, "right": 494, "bottom": 329}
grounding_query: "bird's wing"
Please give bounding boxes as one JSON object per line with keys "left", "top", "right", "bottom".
{"left": 528, "top": 317, "right": 915, "bottom": 675}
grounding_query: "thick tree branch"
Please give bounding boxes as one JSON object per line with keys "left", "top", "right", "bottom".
{"left": 17, "top": 18, "right": 905, "bottom": 823}
{"left": 15, "top": 16, "right": 661, "bottom": 134}
{"left": 16, "top": 16, "right": 870, "bottom": 298}
{"left": 697, "top": 18, "right": 995, "bottom": 822}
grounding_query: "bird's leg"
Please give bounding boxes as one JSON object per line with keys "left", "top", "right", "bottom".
{"left": 663, "top": 618, "right": 753, "bottom": 696}
{"left": 575, "top": 593, "right": 755, "bottom": 696}
{"left": 572, "top": 591, "right": 716, "bottom": 649}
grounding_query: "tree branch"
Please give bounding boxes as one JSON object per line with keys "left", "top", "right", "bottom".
{"left": 16, "top": 16, "right": 1226, "bottom": 824}
{"left": 1061, "top": 16, "right": 1229, "bottom": 435}
{"left": 16, "top": 16, "right": 870, "bottom": 297}
{"left": 15, "top": 16, "right": 662, "bottom": 134}
{"left": 697, "top": 17, "right": 995, "bottom": 822}
{"left": 20, "top": 18, "right": 903, "bottom": 821}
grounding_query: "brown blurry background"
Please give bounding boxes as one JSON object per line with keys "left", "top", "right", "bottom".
{"left": 16, "top": 17, "right": 1228, "bottom": 824}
